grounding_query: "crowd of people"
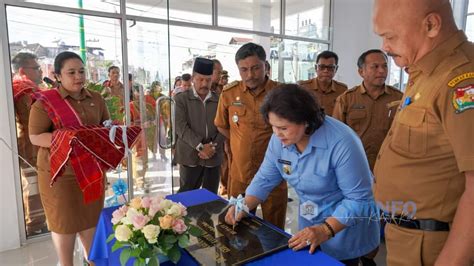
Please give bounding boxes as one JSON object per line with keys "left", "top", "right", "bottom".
{"left": 9, "top": 0, "right": 474, "bottom": 265}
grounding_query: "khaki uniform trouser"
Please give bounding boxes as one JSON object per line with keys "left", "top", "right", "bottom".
{"left": 20, "top": 164, "right": 46, "bottom": 234}
{"left": 132, "top": 153, "right": 148, "bottom": 189}
{"left": 228, "top": 179, "right": 287, "bottom": 230}
{"left": 385, "top": 223, "right": 449, "bottom": 266}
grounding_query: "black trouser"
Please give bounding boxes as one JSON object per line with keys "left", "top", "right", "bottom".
{"left": 178, "top": 165, "right": 220, "bottom": 194}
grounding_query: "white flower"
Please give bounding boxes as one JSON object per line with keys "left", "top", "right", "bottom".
{"left": 159, "top": 199, "right": 173, "bottom": 210}
{"left": 142, "top": 224, "right": 160, "bottom": 244}
{"left": 121, "top": 208, "right": 140, "bottom": 225}
{"left": 115, "top": 225, "right": 133, "bottom": 242}
{"left": 166, "top": 204, "right": 183, "bottom": 217}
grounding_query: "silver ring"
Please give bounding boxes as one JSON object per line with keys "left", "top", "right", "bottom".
{"left": 305, "top": 239, "right": 311, "bottom": 246}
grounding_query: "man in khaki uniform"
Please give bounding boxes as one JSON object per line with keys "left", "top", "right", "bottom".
{"left": 333, "top": 49, "right": 402, "bottom": 170}
{"left": 299, "top": 51, "right": 348, "bottom": 116}
{"left": 373, "top": 0, "right": 474, "bottom": 265}
{"left": 11, "top": 52, "right": 47, "bottom": 236}
{"left": 215, "top": 43, "right": 287, "bottom": 229}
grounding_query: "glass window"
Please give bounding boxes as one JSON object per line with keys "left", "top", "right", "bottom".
{"left": 270, "top": 39, "right": 329, "bottom": 83}
{"left": 466, "top": 15, "right": 473, "bottom": 41}
{"left": 285, "top": 0, "right": 331, "bottom": 40}
{"left": 7, "top": 6, "right": 124, "bottom": 238}
{"left": 17, "top": 0, "right": 120, "bottom": 13}
{"left": 218, "top": 0, "right": 280, "bottom": 34}
{"left": 126, "top": 0, "right": 212, "bottom": 25}
{"left": 169, "top": 25, "right": 255, "bottom": 82}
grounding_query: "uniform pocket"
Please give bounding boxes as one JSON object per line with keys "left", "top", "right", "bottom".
{"left": 228, "top": 105, "right": 246, "bottom": 127}
{"left": 390, "top": 107, "right": 427, "bottom": 157}
{"left": 347, "top": 109, "right": 367, "bottom": 132}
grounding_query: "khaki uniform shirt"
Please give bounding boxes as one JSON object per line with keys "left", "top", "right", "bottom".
{"left": 374, "top": 31, "right": 474, "bottom": 222}
{"left": 214, "top": 78, "right": 278, "bottom": 184}
{"left": 333, "top": 84, "right": 402, "bottom": 170}
{"left": 15, "top": 93, "right": 37, "bottom": 165}
{"left": 298, "top": 78, "right": 348, "bottom": 116}
{"left": 29, "top": 87, "right": 110, "bottom": 174}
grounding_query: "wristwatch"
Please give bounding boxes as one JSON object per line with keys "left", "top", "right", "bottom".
{"left": 196, "top": 143, "right": 204, "bottom": 152}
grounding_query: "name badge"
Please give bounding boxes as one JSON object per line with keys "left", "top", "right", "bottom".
{"left": 300, "top": 200, "right": 319, "bottom": 221}
{"left": 232, "top": 101, "right": 243, "bottom": 106}
{"left": 277, "top": 159, "right": 292, "bottom": 165}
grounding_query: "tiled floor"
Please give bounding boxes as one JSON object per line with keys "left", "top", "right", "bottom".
{"left": 1, "top": 151, "right": 387, "bottom": 265}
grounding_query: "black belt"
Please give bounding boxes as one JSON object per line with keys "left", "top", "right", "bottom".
{"left": 382, "top": 213, "right": 450, "bottom": 231}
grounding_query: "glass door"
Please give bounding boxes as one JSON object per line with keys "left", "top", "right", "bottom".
{"left": 126, "top": 20, "right": 178, "bottom": 198}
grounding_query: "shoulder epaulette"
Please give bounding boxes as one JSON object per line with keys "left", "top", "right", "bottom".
{"left": 223, "top": 80, "right": 239, "bottom": 91}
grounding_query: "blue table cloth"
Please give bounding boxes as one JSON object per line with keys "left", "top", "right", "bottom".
{"left": 89, "top": 189, "right": 343, "bottom": 265}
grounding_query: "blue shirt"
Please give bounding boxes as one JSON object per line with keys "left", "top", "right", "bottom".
{"left": 246, "top": 116, "right": 380, "bottom": 260}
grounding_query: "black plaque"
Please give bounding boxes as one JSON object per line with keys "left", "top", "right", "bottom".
{"left": 185, "top": 200, "right": 290, "bottom": 265}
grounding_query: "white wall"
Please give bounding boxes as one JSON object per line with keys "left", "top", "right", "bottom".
{"left": 332, "top": 0, "right": 382, "bottom": 88}
{"left": 0, "top": 3, "right": 22, "bottom": 251}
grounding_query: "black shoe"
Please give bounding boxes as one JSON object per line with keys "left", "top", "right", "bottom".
{"left": 360, "top": 257, "right": 377, "bottom": 266}
{"left": 288, "top": 197, "right": 294, "bottom": 202}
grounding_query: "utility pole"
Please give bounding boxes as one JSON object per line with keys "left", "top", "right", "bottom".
{"left": 78, "top": 0, "right": 87, "bottom": 62}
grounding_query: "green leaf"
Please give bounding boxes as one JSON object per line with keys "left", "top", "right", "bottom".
{"left": 112, "top": 240, "right": 123, "bottom": 252}
{"left": 140, "top": 248, "right": 153, "bottom": 259}
{"left": 119, "top": 248, "right": 131, "bottom": 266}
{"left": 188, "top": 225, "right": 203, "bottom": 237}
{"left": 178, "top": 235, "right": 189, "bottom": 248}
{"left": 106, "top": 234, "right": 115, "bottom": 243}
{"left": 164, "top": 234, "right": 177, "bottom": 244}
{"left": 137, "top": 237, "right": 147, "bottom": 247}
{"left": 133, "top": 258, "right": 144, "bottom": 266}
{"left": 130, "top": 248, "right": 141, "bottom": 257}
{"left": 148, "top": 256, "right": 159, "bottom": 266}
{"left": 168, "top": 246, "right": 181, "bottom": 264}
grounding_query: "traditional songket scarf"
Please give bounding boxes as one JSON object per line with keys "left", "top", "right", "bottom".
{"left": 13, "top": 75, "right": 37, "bottom": 104}
{"left": 34, "top": 89, "right": 141, "bottom": 203}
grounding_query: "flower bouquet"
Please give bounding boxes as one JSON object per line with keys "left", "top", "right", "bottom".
{"left": 107, "top": 196, "right": 202, "bottom": 266}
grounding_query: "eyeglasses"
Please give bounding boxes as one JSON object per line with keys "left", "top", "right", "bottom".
{"left": 23, "top": 66, "right": 42, "bottom": 71}
{"left": 316, "top": 64, "right": 338, "bottom": 71}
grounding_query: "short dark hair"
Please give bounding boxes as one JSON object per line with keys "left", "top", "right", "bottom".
{"left": 108, "top": 65, "right": 119, "bottom": 73}
{"left": 235, "top": 42, "right": 266, "bottom": 64}
{"left": 181, "top": 73, "right": 191, "bottom": 82}
{"left": 12, "top": 52, "right": 37, "bottom": 72}
{"left": 357, "top": 49, "right": 388, "bottom": 69}
{"left": 212, "top": 59, "right": 222, "bottom": 67}
{"left": 54, "top": 51, "right": 83, "bottom": 74}
{"left": 316, "top": 50, "right": 339, "bottom": 65}
{"left": 260, "top": 84, "right": 325, "bottom": 135}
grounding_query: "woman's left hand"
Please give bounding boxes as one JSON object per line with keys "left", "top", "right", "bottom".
{"left": 288, "top": 225, "right": 330, "bottom": 254}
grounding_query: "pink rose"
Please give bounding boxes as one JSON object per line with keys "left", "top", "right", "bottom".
{"left": 178, "top": 203, "right": 187, "bottom": 216}
{"left": 111, "top": 205, "right": 128, "bottom": 225}
{"left": 172, "top": 219, "right": 187, "bottom": 234}
{"left": 148, "top": 205, "right": 160, "bottom": 217}
{"left": 159, "top": 215, "right": 174, "bottom": 230}
{"left": 141, "top": 197, "right": 152, "bottom": 209}
{"left": 149, "top": 197, "right": 164, "bottom": 217}
{"left": 132, "top": 214, "right": 150, "bottom": 230}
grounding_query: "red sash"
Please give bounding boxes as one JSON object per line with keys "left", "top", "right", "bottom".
{"left": 35, "top": 89, "right": 141, "bottom": 203}
{"left": 13, "top": 75, "right": 37, "bottom": 103}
